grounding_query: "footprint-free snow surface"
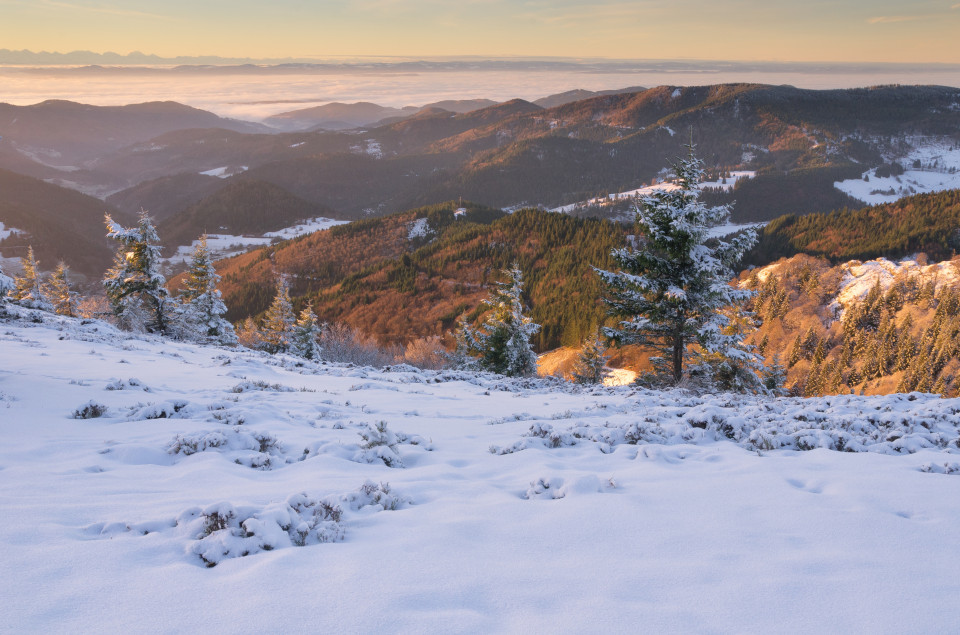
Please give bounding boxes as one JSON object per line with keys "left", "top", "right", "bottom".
{"left": 2, "top": 310, "right": 959, "bottom": 633}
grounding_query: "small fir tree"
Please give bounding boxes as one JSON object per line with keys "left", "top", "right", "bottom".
{"left": 571, "top": 330, "right": 611, "bottom": 385}
{"left": 10, "top": 246, "right": 49, "bottom": 309}
{"left": 458, "top": 265, "right": 541, "bottom": 377}
{"left": 290, "top": 303, "right": 323, "bottom": 360}
{"left": 0, "top": 261, "right": 13, "bottom": 316}
{"left": 236, "top": 317, "right": 263, "bottom": 350}
{"left": 260, "top": 277, "right": 296, "bottom": 354}
{"left": 45, "top": 262, "right": 78, "bottom": 317}
{"left": 596, "top": 146, "right": 758, "bottom": 387}
{"left": 177, "top": 236, "right": 236, "bottom": 345}
{"left": 103, "top": 211, "right": 170, "bottom": 333}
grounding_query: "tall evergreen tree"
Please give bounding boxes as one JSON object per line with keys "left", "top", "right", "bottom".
{"left": 103, "top": 211, "right": 170, "bottom": 333}
{"left": 177, "top": 236, "right": 236, "bottom": 345}
{"left": 597, "top": 146, "right": 758, "bottom": 387}
{"left": 45, "top": 262, "right": 78, "bottom": 317}
{"left": 10, "top": 246, "right": 49, "bottom": 309}
{"left": 260, "top": 277, "right": 296, "bottom": 354}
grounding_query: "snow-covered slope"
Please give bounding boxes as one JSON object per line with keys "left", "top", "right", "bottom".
{"left": 2, "top": 310, "right": 959, "bottom": 632}
{"left": 166, "top": 217, "right": 348, "bottom": 264}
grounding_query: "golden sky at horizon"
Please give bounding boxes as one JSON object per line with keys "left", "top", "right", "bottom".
{"left": 1, "top": 0, "right": 959, "bottom": 64}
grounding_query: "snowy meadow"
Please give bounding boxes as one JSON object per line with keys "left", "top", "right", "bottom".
{"left": 2, "top": 307, "right": 960, "bottom": 632}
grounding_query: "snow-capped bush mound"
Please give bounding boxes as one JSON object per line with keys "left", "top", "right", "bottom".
{"left": 86, "top": 482, "right": 408, "bottom": 568}
{"left": 126, "top": 400, "right": 194, "bottom": 420}
{"left": 920, "top": 462, "right": 960, "bottom": 475}
{"left": 105, "top": 377, "right": 150, "bottom": 392}
{"left": 230, "top": 380, "right": 297, "bottom": 393}
{"left": 72, "top": 400, "right": 108, "bottom": 419}
{"left": 167, "top": 429, "right": 289, "bottom": 469}
{"left": 301, "top": 421, "right": 432, "bottom": 468}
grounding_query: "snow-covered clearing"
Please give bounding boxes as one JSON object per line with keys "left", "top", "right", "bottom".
{"left": 198, "top": 166, "right": 249, "bottom": 179}
{"left": 550, "top": 173, "right": 755, "bottom": 215}
{"left": 166, "top": 217, "right": 348, "bottom": 264}
{"left": 2, "top": 310, "right": 959, "bottom": 632}
{"left": 700, "top": 170, "right": 756, "bottom": 192}
{"left": 834, "top": 137, "right": 960, "bottom": 205}
{"left": 406, "top": 217, "right": 433, "bottom": 240}
{"left": 0, "top": 220, "right": 24, "bottom": 241}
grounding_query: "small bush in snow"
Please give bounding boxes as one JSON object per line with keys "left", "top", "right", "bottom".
{"left": 230, "top": 380, "right": 295, "bottom": 393}
{"left": 127, "top": 400, "right": 191, "bottom": 420}
{"left": 178, "top": 481, "right": 408, "bottom": 567}
{"left": 72, "top": 401, "right": 107, "bottom": 419}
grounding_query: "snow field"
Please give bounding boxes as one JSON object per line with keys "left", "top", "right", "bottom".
{"left": 1, "top": 311, "right": 960, "bottom": 632}
{"left": 834, "top": 136, "right": 960, "bottom": 205}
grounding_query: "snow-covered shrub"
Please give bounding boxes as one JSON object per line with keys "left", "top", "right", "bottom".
{"left": 357, "top": 421, "right": 404, "bottom": 467}
{"left": 105, "top": 377, "right": 150, "bottom": 391}
{"left": 72, "top": 401, "right": 107, "bottom": 419}
{"left": 177, "top": 482, "right": 409, "bottom": 567}
{"left": 300, "top": 422, "right": 430, "bottom": 467}
{"left": 127, "top": 400, "right": 192, "bottom": 420}
{"left": 525, "top": 477, "right": 566, "bottom": 499}
{"left": 319, "top": 321, "right": 401, "bottom": 367}
{"left": 167, "top": 429, "right": 288, "bottom": 469}
{"left": 920, "top": 462, "right": 960, "bottom": 475}
{"left": 230, "top": 380, "right": 295, "bottom": 393}
{"left": 493, "top": 393, "right": 960, "bottom": 457}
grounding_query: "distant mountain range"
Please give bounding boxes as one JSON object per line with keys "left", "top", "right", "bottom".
{"left": 2, "top": 83, "right": 960, "bottom": 283}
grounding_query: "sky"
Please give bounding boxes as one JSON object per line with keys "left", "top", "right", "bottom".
{"left": 2, "top": 0, "right": 960, "bottom": 64}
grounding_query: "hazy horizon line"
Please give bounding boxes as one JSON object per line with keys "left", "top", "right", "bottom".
{"left": 4, "top": 49, "right": 960, "bottom": 71}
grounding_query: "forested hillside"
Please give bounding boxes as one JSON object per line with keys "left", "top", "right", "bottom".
{"left": 214, "top": 203, "right": 627, "bottom": 350}
{"left": 0, "top": 169, "right": 132, "bottom": 278}
{"left": 742, "top": 254, "right": 960, "bottom": 397}
{"left": 750, "top": 189, "right": 960, "bottom": 265}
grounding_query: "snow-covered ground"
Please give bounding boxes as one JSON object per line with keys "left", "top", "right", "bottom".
{"left": 167, "top": 217, "right": 348, "bottom": 264}
{"left": 834, "top": 137, "right": 960, "bottom": 205}
{"left": 2, "top": 309, "right": 959, "bottom": 632}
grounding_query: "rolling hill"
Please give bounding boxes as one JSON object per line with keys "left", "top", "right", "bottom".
{"left": 0, "top": 169, "right": 132, "bottom": 278}
{"left": 157, "top": 179, "right": 337, "bottom": 251}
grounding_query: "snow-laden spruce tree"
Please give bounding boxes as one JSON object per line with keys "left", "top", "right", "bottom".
{"left": 259, "top": 277, "right": 295, "bottom": 354}
{"left": 177, "top": 236, "right": 236, "bottom": 345}
{"left": 290, "top": 303, "right": 323, "bottom": 360}
{"left": 10, "top": 246, "right": 50, "bottom": 310}
{"left": 103, "top": 212, "right": 170, "bottom": 333}
{"left": 45, "top": 262, "right": 78, "bottom": 317}
{"left": 458, "top": 265, "right": 540, "bottom": 377}
{"left": 571, "top": 330, "right": 611, "bottom": 385}
{"left": 597, "top": 146, "right": 759, "bottom": 389}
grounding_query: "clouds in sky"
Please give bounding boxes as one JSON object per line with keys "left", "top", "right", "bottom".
{"left": 0, "top": 0, "right": 958, "bottom": 62}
